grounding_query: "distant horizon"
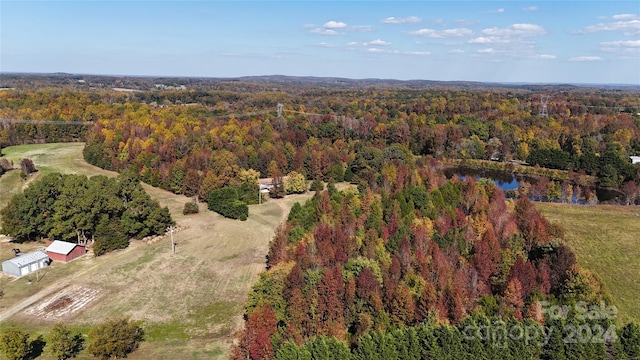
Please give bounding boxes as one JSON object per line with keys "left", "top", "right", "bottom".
{"left": 2, "top": 71, "right": 640, "bottom": 88}
{"left": 2, "top": 1, "right": 639, "bottom": 85}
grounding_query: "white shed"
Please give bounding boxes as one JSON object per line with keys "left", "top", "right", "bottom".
{"left": 2, "top": 251, "right": 50, "bottom": 277}
{"left": 630, "top": 156, "right": 640, "bottom": 165}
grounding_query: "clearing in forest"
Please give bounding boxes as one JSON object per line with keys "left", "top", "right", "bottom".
{"left": 0, "top": 142, "right": 314, "bottom": 359}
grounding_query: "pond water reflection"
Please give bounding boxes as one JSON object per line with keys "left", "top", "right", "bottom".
{"left": 444, "top": 166, "right": 622, "bottom": 204}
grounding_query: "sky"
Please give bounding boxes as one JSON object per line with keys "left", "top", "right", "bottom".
{"left": 1, "top": 1, "right": 639, "bottom": 84}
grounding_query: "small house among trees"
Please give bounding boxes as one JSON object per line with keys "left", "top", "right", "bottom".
{"left": 45, "top": 240, "right": 87, "bottom": 263}
{"left": 1, "top": 250, "right": 49, "bottom": 277}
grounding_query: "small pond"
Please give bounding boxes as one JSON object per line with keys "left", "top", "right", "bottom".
{"left": 444, "top": 166, "right": 623, "bottom": 204}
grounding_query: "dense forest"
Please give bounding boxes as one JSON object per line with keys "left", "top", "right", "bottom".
{"left": 1, "top": 78, "right": 638, "bottom": 208}
{"left": 0, "top": 172, "right": 174, "bottom": 255}
{"left": 231, "top": 167, "right": 639, "bottom": 359}
{"left": 1, "top": 75, "right": 639, "bottom": 358}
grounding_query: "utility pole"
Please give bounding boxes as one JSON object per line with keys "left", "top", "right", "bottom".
{"left": 540, "top": 95, "right": 550, "bottom": 118}
{"left": 167, "top": 226, "right": 175, "bottom": 254}
{"left": 277, "top": 103, "right": 284, "bottom": 118}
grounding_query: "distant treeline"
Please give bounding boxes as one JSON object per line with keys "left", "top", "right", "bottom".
{"left": 0, "top": 86, "right": 638, "bottom": 202}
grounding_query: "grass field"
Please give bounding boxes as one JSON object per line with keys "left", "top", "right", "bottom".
{"left": 0, "top": 143, "right": 108, "bottom": 215}
{"left": 0, "top": 143, "right": 314, "bottom": 359}
{"left": 536, "top": 202, "right": 640, "bottom": 325}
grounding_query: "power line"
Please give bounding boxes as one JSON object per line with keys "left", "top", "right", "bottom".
{"left": 540, "top": 96, "right": 549, "bottom": 118}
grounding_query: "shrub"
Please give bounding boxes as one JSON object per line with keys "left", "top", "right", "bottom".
{"left": 87, "top": 317, "right": 144, "bottom": 360}
{"left": 327, "top": 164, "right": 345, "bottom": 182}
{"left": 93, "top": 218, "right": 129, "bottom": 256}
{"left": 207, "top": 187, "right": 249, "bottom": 220}
{"left": 183, "top": 202, "right": 199, "bottom": 215}
{"left": 285, "top": 171, "right": 307, "bottom": 194}
{"left": 310, "top": 179, "right": 324, "bottom": 191}
{"left": 20, "top": 158, "right": 36, "bottom": 176}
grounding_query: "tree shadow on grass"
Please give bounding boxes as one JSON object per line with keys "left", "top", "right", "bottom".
{"left": 28, "top": 335, "right": 46, "bottom": 360}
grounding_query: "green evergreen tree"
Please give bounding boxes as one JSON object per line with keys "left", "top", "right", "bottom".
{"left": 541, "top": 318, "right": 567, "bottom": 360}
{"left": 0, "top": 326, "right": 31, "bottom": 360}
{"left": 48, "top": 323, "right": 84, "bottom": 360}
{"left": 168, "top": 163, "right": 185, "bottom": 194}
{"left": 303, "top": 336, "right": 350, "bottom": 360}
{"left": 620, "top": 322, "right": 640, "bottom": 359}
{"left": 309, "top": 179, "right": 324, "bottom": 191}
{"left": 274, "top": 341, "right": 312, "bottom": 360}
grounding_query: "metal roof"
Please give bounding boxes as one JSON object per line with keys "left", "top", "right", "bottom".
{"left": 4, "top": 251, "right": 49, "bottom": 267}
{"left": 45, "top": 240, "right": 79, "bottom": 255}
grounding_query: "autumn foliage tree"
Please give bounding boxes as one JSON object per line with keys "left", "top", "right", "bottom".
{"left": 87, "top": 317, "right": 144, "bottom": 360}
{"left": 231, "top": 304, "right": 278, "bottom": 360}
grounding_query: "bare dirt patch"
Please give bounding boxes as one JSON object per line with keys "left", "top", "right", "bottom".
{"left": 24, "top": 284, "right": 101, "bottom": 321}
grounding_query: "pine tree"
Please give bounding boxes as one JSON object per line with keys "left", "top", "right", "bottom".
{"left": 0, "top": 326, "right": 31, "bottom": 360}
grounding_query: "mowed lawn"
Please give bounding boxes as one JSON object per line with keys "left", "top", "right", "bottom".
{"left": 536, "top": 202, "right": 640, "bottom": 325}
{"left": 0, "top": 143, "right": 314, "bottom": 359}
{"left": 0, "top": 143, "right": 111, "bottom": 214}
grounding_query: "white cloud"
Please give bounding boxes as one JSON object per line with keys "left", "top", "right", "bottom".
{"left": 348, "top": 39, "right": 392, "bottom": 47}
{"left": 612, "top": 14, "right": 639, "bottom": 20}
{"left": 486, "top": 8, "right": 505, "bottom": 13}
{"left": 366, "top": 39, "right": 391, "bottom": 46}
{"left": 482, "top": 23, "right": 546, "bottom": 37}
{"left": 381, "top": 16, "right": 422, "bottom": 24}
{"left": 478, "top": 48, "right": 495, "bottom": 54}
{"left": 409, "top": 28, "right": 437, "bottom": 37}
{"left": 409, "top": 28, "right": 472, "bottom": 38}
{"left": 497, "top": 8, "right": 505, "bottom": 13}
{"left": 367, "top": 48, "right": 385, "bottom": 53}
{"left": 317, "top": 42, "right": 335, "bottom": 48}
{"left": 534, "top": 54, "right": 556, "bottom": 59}
{"left": 569, "top": 56, "right": 603, "bottom": 61}
{"left": 310, "top": 20, "right": 351, "bottom": 35}
{"left": 449, "top": 49, "right": 464, "bottom": 54}
{"left": 599, "top": 40, "right": 640, "bottom": 58}
{"left": 601, "top": 40, "right": 640, "bottom": 47}
{"left": 349, "top": 25, "right": 374, "bottom": 32}
{"left": 468, "top": 36, "right": 507, "bottom": 44}
{"left": 405, "top": 51, "right": 431, "bottom": 56}
{"left": 577, "top": 19, "right": 640, "bottom": 35}
{"left": 523, "top": 6, "right": 539, "bottom": 12}
{"left": 467, "top": 24, "right": 545, "bottom": 50}
{"left": 310, "top": 28, "right": 339, "bottom": 35}
{"left": 442, "top": 28, "right": 473, "bottom": 37}
{"left": 324, "top": 21, "right": 347, "bottom": 29}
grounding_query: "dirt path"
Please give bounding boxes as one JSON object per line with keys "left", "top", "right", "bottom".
{"left": 0, "top": 280, "right": 69, "bottom": 322}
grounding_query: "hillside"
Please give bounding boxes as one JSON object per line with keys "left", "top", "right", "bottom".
{"left": 0, "top": 143, "right": 313, "bottom": 359}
